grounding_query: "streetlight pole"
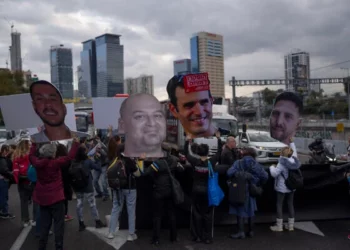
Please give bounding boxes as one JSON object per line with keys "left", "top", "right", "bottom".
{"left": 341, "top": 68, "right": 350, "bottom": 120}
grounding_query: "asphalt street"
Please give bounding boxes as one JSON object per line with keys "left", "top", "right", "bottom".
{"left": 1, "top": 181, "right": 349, "bottom": 250}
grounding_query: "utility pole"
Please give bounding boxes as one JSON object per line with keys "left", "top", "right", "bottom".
{"left": 341, "top": 68, "right": 350, "bottom": 120}
{"left": 229, "top": 77, "right": 236, "bottom": 116}
{"left": 258, "top": 91, "right": 262, "bottom": 126}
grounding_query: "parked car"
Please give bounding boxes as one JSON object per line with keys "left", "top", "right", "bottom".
{"left": 237, "top": 130, "right": 286, "bottom": 164}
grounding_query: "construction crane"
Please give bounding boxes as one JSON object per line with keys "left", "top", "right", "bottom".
{"left": 4, "top": 17, "right": 14, "bottom": 33}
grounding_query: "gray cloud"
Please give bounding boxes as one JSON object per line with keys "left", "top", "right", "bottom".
{"left": 1, "top": 0, "right": 350, "bottom": 100}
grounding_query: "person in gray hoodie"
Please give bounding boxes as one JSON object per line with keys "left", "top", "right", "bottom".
{"left": 269, "top": 146, "right": 301, "bottom": 232}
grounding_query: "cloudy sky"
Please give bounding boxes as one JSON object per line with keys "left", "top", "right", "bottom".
{"left": 1, "top": 0, "right": 350, "bottom": 100}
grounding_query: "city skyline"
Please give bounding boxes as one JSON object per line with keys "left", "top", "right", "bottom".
{"left": 1, "top": 0, "right": 350, "bottom": 100}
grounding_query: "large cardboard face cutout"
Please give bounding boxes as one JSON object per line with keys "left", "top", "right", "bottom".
{"left": 0, "top": 81, "right": 88, "bottom": 143}
{"left": 116, "top": 93, "right": 167, "bottom": 158}
{"left": 167, "top": 73, "right": 216, "bottom": 138}
{"left": 269, "top": 91, "right": 303, "bottom": 145}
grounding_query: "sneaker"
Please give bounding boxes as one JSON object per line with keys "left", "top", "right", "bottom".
{"left": 102, "top": 196, "right": 109, "bottom": 201}
{"left": 0, "top": 213, "right": 15, "bottom": 219}
{"left": 65, "top": 215, "right": 74, "bottom": 222}
{"left": 127, "top": 234, "right": 138, "bottom": 241}
{"left": 106, "top": 233, "right": 114, "bottom": 239}
{"left": 31, "top": 220, "right": 36, "bottom": 226}
{"left": 23, "top": 221, "right": 30, "bottom": 227}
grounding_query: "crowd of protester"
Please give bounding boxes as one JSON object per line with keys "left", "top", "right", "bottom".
{"left": 0, "top": 126, "right": 317, "bottom": 249}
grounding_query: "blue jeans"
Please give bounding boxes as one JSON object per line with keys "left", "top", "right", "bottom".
{"left": 109, "top": 189, "right": 137, "bottom": 235}
{"left": 93, "top": 166, "right": 109, "bottom": 197}
{"left": 0, "top": 179, "right": 9, "bottom": 214}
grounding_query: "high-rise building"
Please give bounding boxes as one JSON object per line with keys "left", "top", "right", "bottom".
{"left": 50, "top": 45, "right": 74, "bottom": 99}
{"left": 95, "top": 34, "right": 124, "bottom": 97}
{"left": 80, "top": 39, "right": 96, "bottom": 98}
{"left": 190, "top": 32, "right": 225, "bottom": 97}
{"left": 77, "top": 65, "right": 88, "bottom": 98}
{"left": 10, "top": 32, "right": 22, "bottom": 72}
{"left": 23, "top": 70, "right": 32, "bottom": 88}
{"left": 284, "top": 50, "right": 317, "bottom": 93}
{"left": 173, "top": 59, "right": 191, "bottom": 75}
{"left": 125, "top": 75, "right": 154, "bottom": 95}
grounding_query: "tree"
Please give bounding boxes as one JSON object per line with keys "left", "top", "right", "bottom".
{"left": 0, "top": 70, "right": 29, "bottom": 125}
{"left": 261, "top": 88, "right": 278, "bottom": 105}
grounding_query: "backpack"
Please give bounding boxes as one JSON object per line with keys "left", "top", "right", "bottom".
{"left": 68, "top": 161, "right": 89, "bottom": 189}
{"left": 27, "top": 165, "right": 37, "bottom": 183}
{"left": 283, "top": 168, "right": 303, "bottom": 190}
{"left": 227, "top": 160, "right": 248, "bottom": 206}
{"left": 107, "top": 157, "right": 128, "bottom": 190}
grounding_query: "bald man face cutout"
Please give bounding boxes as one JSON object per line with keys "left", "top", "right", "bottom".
{"left": 118, "top": 93, "right": 166, "bottom": 158}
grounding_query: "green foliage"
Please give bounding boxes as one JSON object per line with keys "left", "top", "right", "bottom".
{"left": 261, "top": 88, "right": 278, "bottom": 105}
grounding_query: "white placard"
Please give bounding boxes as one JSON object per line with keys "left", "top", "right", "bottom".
{"left": 0, "top": 94, "right": 77, "bottom": 132}
{"left": 0, "top": 94, "right": 42, "bottom": 131}
{"left": 92, "top": 97, "right": 127, "bottom": 129}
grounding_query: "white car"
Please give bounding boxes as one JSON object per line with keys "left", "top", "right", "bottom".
{"left": 237, "top": 130, "right": 287, "bottom": 164}
{"left": 0, "top": 129, "right": 8, "bottom": 146}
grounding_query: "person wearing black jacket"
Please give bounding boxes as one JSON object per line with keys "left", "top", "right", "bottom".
{"left": 221, "top": 136, "right": 239, "bottom": 166}
{"left": 184, "top": 132, "right": 223, "bottom": 244}
{"left": 0, "top": 145, "right": 15, "bottom": 219}
{"left": 143, "top": 153, "right": 184, "bottom": 245}
{"left": 107, "top": 144, "right": 141, "bottom": 242}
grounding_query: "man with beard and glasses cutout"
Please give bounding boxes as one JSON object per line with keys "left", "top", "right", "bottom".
{"left": 166, "top": 73, "right": 216, "bottom": 139}
{"left": 29, "top": 80, "right": 87, "bottom": 143}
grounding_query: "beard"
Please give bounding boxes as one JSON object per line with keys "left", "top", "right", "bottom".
{"left": 40, "top": 117, "right": 65, "bottom": 127}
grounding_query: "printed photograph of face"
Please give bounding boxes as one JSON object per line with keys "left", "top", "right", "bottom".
{"left": 30, "top": 80, "right": 87, "bottom": 143}
{"left": 166, "top": 74, "right": 216, "bottom": 138}
{"left": 269, "top": 91, "right": 303, "bottom": 145}
{"left": 118, "top": 93, "right": 166, "bottom": 158}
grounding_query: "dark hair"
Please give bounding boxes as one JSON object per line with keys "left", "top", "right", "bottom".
{"left": 191, "top": 143, "right": 199, "bottom": 155}
{"left": 29, "top": 80, "right": 63, "bottom": 101}
{"left": 197, "top": 143, "right": 209, "bottom": 157}
{"left": 56, "top": 144, "right": 68, "bottom": 157}
{"left": 166, "top": 74, "right": 212, "bottom": 108}
{"left": 107, "top": 137, "right": 119, "bottom": 161}
{"left": 274, "top": 91, "right": 303, "bottom": 114}
{"left": 75, "top": 146, "right": 88, "bottom": 162}
{"left": 0, "top": 145, "right": 9, "bottom": 155}
{"left": 242, "top": 147, "right": 257, "bottom": 158}
{"left": 116, "top": 144, "right": 125, "bottom": 158}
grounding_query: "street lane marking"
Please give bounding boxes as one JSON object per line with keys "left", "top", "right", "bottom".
{"left": 9, "top": 225, "right": 32, "bottom": 250}
{"left": 294, "top": 221, "right": 325, "bottom": 237}
{"left": 86, "top": 227, "right": 128, "bottom": 250}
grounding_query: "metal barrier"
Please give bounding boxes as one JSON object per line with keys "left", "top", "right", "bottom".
{"left": 294, "top": 137, "right": 348, "bottom": 155}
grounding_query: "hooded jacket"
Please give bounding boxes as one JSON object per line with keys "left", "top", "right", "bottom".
{"left": 269, "top": 156, "right": 301, "bottom": 193}
{"left": 29, "top": 141, "right": 79, "bottom": 206}
{"left": 12, "top": 154, "right": 30, "bottom": 184}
